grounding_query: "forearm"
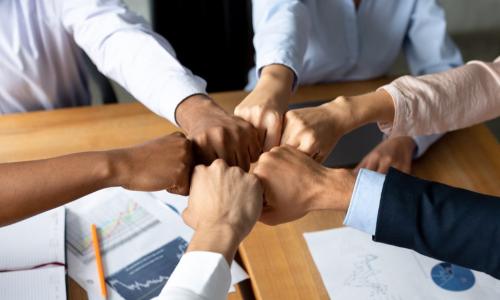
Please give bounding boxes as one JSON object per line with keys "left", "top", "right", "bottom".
{"left": 62, "top": 1, "right": 206, "bottom": 123}
{"left": 0, "top": 151, "right": 123, "bottom": 226}
{"left": 254, "top": 64, "right": 294, "bottom": 103}
{"left": 323, "top": 90, "right": 395, "bottom": 135}
{"left": 187, "top": 225, "right": 241, "bottom": 264}
{"left": 380, "top": 59, "right": 500, "bottom": 137}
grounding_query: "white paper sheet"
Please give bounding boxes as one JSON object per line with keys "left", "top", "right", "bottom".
{"left": 0, "top": 207, "right": 65, "bottom": 270}
{"left": 0, "top": 266, "right": 66, "bottom": 300}
{"left": 304, "top": 227, "right": 500, "bottom": 300}
{"left": 67, "top": 188, "right": 247, "bottom": 300}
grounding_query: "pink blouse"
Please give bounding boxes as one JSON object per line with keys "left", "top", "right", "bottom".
{"left": 380, "top": 57, "right": 500, "bottom": 137}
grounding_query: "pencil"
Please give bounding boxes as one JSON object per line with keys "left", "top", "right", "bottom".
{"left": 91, "top": 224, "right": 108, "bottom": 298}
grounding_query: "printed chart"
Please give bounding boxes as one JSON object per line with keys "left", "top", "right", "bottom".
{"left": 431, "top": 263, "right": 475, "bottom": 291}
{"left": 66, "top": 196, "right": 160, "bottom": 263}
{"left": 107, "top": 237, "right": 188, "bottom": 300}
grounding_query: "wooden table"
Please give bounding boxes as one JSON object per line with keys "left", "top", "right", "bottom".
{"left": 0, "top": 79, "right": 498, "bottom": 299}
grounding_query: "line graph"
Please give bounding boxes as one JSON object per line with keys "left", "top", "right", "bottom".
{"left": 107, "top": 237, "right": 188, "bottom": 300}
{"left": 66, "top": 196, "right": 160, "bottom": 263}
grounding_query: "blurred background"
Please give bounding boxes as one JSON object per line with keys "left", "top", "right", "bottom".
{"left": 88, "top": 0, "right": 500, "bottom": 137}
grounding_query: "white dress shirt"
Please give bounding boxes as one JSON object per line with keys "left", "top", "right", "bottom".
{"left": 249, "top": 0, "right": 464, "bottom": 157}
{"left": 0, "top": 0, "right": 206, "bottom": 122}
{"left": 154, "top": 251, "right": 231, "bottom": 300}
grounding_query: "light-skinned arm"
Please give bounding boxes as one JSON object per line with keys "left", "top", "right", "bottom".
{"left": 0, "top": 132, "right": 192, "bottom": 227}
{"left": 156, "top": 159, "right": 263, "bottom": 300}
{"left": 235, "top": 64, "right": 295, "bottom": 151}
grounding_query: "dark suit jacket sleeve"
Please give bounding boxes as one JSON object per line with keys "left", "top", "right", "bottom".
{"left": 374, "top": 168, "right": 500, "bottom": 279}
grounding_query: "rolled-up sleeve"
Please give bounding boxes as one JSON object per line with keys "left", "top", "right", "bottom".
{"left": 378, "top": 58, "right": 500, "bottom": 137}
{"left": 252, "top": 0, "right": 310, "bottom": 87}
{"left": 59, "top": 0, "right": 207, "bottom": 124}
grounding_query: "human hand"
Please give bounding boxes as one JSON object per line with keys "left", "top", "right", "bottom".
{"left": 110, "top": 132, "right": 192, "bottom": 195}
{"left": 176, "top": 94, "right": 261, "bottom": 171}
{"left": 252, "top": 146, "right": 355, "bottom": 225}
{"left": 281, "top": 98, "right": 351, "bottom": 162}
{"left": 235, "top": 64, "right": 294, "bottom": 151}
{"left": 183, "top": 159, "right": 263, "bottom": 262}
{"left": 356, "top": 136, "right": 415, "bottom": 174}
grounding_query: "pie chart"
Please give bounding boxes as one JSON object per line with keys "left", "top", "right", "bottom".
{"left": 431, "top": 262, "right": 475, "bottom": 291}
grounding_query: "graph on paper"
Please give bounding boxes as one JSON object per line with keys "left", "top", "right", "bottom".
{"left": 66, "top": 196, "right": 160, "bottom": 263}
{"left": 107, "top": 237, "right": 188, "bottom": 300}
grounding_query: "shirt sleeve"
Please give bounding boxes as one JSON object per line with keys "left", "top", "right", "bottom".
{"left": 378, "top": 57, "right": 500, "bottom": 137}
{"left": 58, "top": 0, "right": 207, "bottom": 124}
{"left": 252, "top": 0, "right": 310, "bottom": 87}
{"left": 412, "top": 133, "right": 443, "bottom": 158}
{"left": 343, "top": 169, "right": 386, "bottom": 236}
{"left": 153, "top": 251, "right": 231, "bottom": 300}
{"left": 403, "top": 0, "right": 463, "bottom": 76}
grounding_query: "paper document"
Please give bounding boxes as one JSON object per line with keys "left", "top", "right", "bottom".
{"left": 0, "top": 208, "right": 66, "bottom": 300}
{"left": 0, "top": 267, "right": 66, "bottom": 300}
{"left": 67, "top": 188, "right": 247, "bottom": 300}
{"left": 304, "top": 227, "right": 500, "bottom": 299}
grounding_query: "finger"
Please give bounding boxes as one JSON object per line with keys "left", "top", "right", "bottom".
{"left": 363, "top": 158, "right": 379, "bottom": 172}
{"left": 263, "top": 113, "right": 283, "bottom": 152}
{"left": 376, "top": 159, "right": 392, "bottom": 174}
{"left": 247, "top": 126, "right": 262, "bottom": 163}
{"left": 192, "top": 142, "right": 217, "bottom": 165}
{"left": 259, "top": 208, "right": 280, "bottom": 226}
{"left": 239, "top": 149, "right": 251, "bottom": 172}
{"left": 280, "top": 116, "right": 296, "bottom": 147}
{"left": 297, "top": 135, "right": 319, "bottom": 157}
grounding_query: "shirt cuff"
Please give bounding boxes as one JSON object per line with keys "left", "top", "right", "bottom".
{"left": 411, "top": 133, "right": 443, "bottom": 158}
{"left": 377, "top": 84, "right": 410, "bottom": 137}
{"left": 156, "top": 74, "right": 208, "bottom": 126}
{"left": 158, "top": 251, "right": 231, "bottom": 300}
{"left": 343, "top": 169, "right": 386, "bottom": 236}
{"left": 255, "top": 51, "right": 300, "bottom": 90}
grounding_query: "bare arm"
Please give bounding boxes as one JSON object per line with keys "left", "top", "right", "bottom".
{"left": 0, "top": 133, "right": 192, "bottom": 227}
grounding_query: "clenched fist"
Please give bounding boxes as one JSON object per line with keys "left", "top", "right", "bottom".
{"left": 183, "top": 159, "right": 263, "bottom": 262}
{"left": 176, "top": 94, "right": 261, "bottom": 171}
{"left": 281, "top": 98, "right": 350, "bottom": 162}
{"left": 235, "top": 64, "right": 294, "bottom": 151}
{"left": 110, "top": 132, "right": 193, "bottom": 195}
{"left": 253, "top": 146, "right": 354, "bottom": 225}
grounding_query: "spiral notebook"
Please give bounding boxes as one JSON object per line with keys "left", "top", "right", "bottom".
{"left": 0, "top": 207, "right": 66, "bottom": 300}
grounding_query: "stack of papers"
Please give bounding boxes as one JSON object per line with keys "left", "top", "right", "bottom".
{"left": 0, "top": 208, "right": 66, "bottom": 300}
{"left": 304, "top": 227, "right": 500, "bottom": 299}
{"left": 66, "top": 188, "right": 248, "bottom": 300}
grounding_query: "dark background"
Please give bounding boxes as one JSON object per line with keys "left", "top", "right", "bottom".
{"left": 152, "top": 0, "right": 254, "bottom": 92}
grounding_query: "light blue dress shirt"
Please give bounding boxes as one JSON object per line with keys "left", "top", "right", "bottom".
{"left": 343, "top": 168, "right": 386, "bottom": 235}
{"left": 249, "top": 0, "right": 464, "bottom": 156}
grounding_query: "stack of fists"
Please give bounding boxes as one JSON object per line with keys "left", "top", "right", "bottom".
{"left": 160, "top": 91, "right": 397, "bottom": 244}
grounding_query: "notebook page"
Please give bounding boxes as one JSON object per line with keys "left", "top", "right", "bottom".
{"left": 0, "top": 266, "right": 66, "bottom": 300}
{"left": 0, "top": 207, "right": 65, "bottom": 270}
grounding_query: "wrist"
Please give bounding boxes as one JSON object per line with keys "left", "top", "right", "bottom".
{"left": 257, "top": 65, "right": 295, "bottom": 96}
{"left": 103, "top": 149, "right": 132, "bottom": 188}
{"left": 188, "top": 224, "right": 242, "bottom": 264}
{"left": 334, "top": 90, "right": 395, "bottom": 130}
{"left": 175, "top": 94, "right": 218, "bottom": 133}
{"left": 312, "top": 168, "right": 355, "bottom": 212}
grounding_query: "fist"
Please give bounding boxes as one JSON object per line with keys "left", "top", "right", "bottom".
{"left": 176, "top": 95, "right": 261, "bottom": 171}
{"left": 281, "top": 100, "right": 346, "bottom": 162}
{"left": 183, "top": 159, "right": 263, "bottom": 240}
{"left": 252, "top": 146, "right": 333, "bottom": 225}
{"left": 113, "top": 132, "right": 193, "bottom": 195}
